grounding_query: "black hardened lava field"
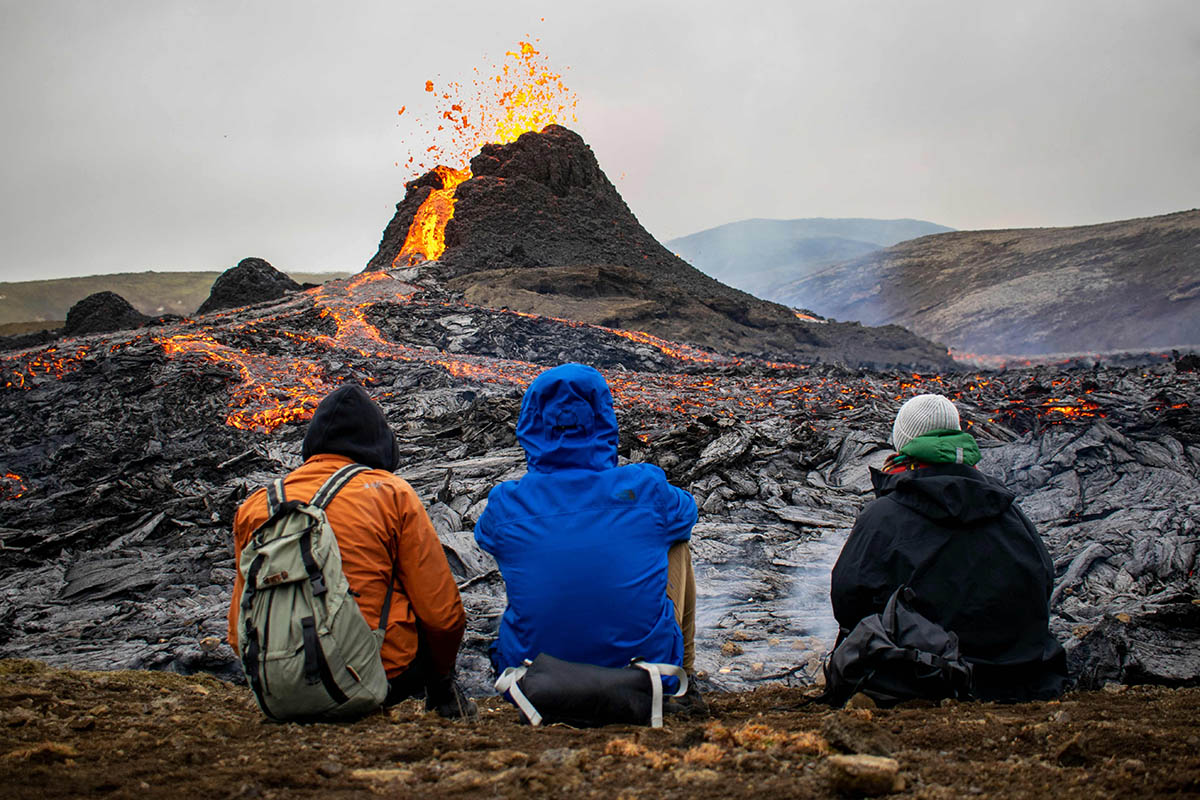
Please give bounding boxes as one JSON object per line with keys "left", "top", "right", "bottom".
{"left": 2, "top": 265, "right": 1198, "bottom": 695}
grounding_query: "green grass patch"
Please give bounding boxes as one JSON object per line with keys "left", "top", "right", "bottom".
{"left": 0, "top": 271, "right": 350, "bottom": 325}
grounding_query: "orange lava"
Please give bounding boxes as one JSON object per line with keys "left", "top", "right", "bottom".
{"left": 500, "top": 307, "right": 728, "bottom": 365}
{"left": 404, "top": 40, "right": 577, "bottom": 176}
{"left": 1, "top": 472, "right": 26, "bottom": 501}
{"left": 156, "top": 334, "right": 335, "bottom": 433}
{"left": 393, "top": 41, "right": 578, "bottom": 269}
{"left": 1041, "top": 398, "right": 1103, "bottom": 419}
{"left": 4, "top": 274, "right": 1134, "bottom": 441}
{"left": 397, "top": 166, "right": 471, "bottom": 265}
{"left": 4, "top": 346, "right": 91, "bottom": 389}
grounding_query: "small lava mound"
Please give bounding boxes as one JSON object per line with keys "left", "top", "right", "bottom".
{"left": 197, "top": 257, "right": 301, "bottom": 316}
{"left": 64, "top": 291, "right": 150, "bottom": 336}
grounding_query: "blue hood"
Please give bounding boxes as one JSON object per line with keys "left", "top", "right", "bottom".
{"left": 516, "top": 363, "right": 619, "bottom": 473}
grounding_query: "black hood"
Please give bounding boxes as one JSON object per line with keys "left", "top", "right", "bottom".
{"left": 301, "top": 384, "right": 398, "bottom": 471}
{"left": 870, "top": 463, "right": 1014, "bottom": 524}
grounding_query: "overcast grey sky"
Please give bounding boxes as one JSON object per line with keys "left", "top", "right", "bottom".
{"left": 2, "top": 0, "right": 1197, "bottom": 281}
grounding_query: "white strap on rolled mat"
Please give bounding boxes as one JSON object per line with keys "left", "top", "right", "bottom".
{"left": 632, "top": 662, "right": 688, "bottom": 728}
{"left": 493, "top": 665, "right": 542, "bottom": 727}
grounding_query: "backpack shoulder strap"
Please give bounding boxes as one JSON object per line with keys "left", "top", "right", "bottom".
{"left": 310, "top": 463, "right": 371, "bottom": 509}
{"left": 378, "top": 559, "right": 400, "bottom": 634}
{"left": 305, "top": 462, "right": 400, "bottom": 632}
{"left": 266, "top": 478, "right": 286, "bottom": 517}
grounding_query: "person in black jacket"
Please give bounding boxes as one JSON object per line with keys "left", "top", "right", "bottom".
{"left": 830, "top": 393, "right": 1069, "bottom": 701}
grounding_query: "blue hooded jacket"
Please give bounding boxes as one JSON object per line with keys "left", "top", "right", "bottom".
{"left": 475, "top": 363, "right": 698, "bottom": 674}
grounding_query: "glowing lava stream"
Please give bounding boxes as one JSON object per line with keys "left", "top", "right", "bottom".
{"left": 1, "top": 472, "right": 26, "bottom": 500}
{"left": 151, "top": 272, "right": 544, "bottom": 432}
{"left": 2, "top": 272, "right": 1112, "bottom": 438}
{"left": 3, "top": 346, "right": 94, "bottom": 389}
{"left": 396, "top": 167, "right": 470, "bottom": 266}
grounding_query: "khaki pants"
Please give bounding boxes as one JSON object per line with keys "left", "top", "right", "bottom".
{"left": 667, "top": 541, "right": 697, "bottom": 674}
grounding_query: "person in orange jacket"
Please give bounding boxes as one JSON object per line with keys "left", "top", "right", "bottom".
{"left": 227, "top": 384, "right": 473, "bottom": 717}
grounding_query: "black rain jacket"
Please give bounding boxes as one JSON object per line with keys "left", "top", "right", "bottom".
{"left": 830, "top": 463, "right": 1069, "bottom": 701}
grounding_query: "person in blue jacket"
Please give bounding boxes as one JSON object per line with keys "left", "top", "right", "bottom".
{"left": 475, "top": 363, "right": 702, "bottom": 707}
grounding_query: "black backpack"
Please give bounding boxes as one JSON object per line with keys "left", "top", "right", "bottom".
{"left": 823, "top": 538, "right": 975, "bottom": 707}
{"left": 494, "top": 653, "right": 688, "bottom": 728}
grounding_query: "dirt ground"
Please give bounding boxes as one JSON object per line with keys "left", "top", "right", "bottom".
{"left": 2, "top": 659, "right": 1198, "bottom": 799}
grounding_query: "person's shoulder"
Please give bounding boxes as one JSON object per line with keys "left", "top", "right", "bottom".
{"left": 234, "top": 485, "right": 270, "bottom": 532}
{"left": 368, "top": 467, "right": 412, "bottom": 488}
{"left": 354, "top": 468, "right": 420, "bottom": 500}
{"left": 616, "top": 463, "right": 695, "bottom": 510}
{"left": 617, "top": 461, "right": 670, "bottom": 482}
{"left": 241, "top": 484, "right": 269, "bottom": 506}
{"left": 478, "top": 476, "right": 519, "bottom": 517}
{"left": 852, "top": 493, "right": 900, "bottom": 526}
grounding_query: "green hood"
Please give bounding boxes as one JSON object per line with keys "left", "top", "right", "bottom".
{"left": 897, "top": 429, "right": 981, "bottom": 466}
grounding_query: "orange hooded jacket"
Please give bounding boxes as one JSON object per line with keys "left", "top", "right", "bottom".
{"left": 226, "top": 386, "right": 465, "bottom": 679}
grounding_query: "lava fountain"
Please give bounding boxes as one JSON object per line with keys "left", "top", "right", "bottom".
{"left": 394, "top": 41, "right": 578, "bottom": 265}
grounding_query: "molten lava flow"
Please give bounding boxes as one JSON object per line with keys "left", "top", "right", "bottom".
{"left": 156, "top": 334, "right": 337, "bottom": 433}
{"left": 149, "top": 271, "right": 549, "bottom": 432}
{"left": 1, "top": 472, "right": 26, "bottom": 501}
{"left": 4, "top": 346, "right": 91, "bottom": 389}
{"left": 1041, "top": 398, "right": 1103, "bottom": 419}
{"left": 397, "top": 166, "right": 470, "bottom": 265}
{"left": 393, "top": 41, "right": 578, "bottom": 268}
{"left": 149, "top": 272, "right": 417, "bottom": 432}
{"left": 496, "top": 306, "right": 732, "bottom": 366}
{"left": 5, "top": 268, "right": 1139, "bottom": 442}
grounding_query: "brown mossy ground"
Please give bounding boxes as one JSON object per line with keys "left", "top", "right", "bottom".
{"left": 2, "top": 659, "right": 1198, "bottom": 799}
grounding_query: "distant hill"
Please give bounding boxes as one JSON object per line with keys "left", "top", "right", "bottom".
{"left": 666, "top": 218, "right": 954, "bottom": 300}
{"left": 773, "top": 209, "right": 1200, "bottom": 355}
{"left": 0, "top": 270, "right": 350, "bottom": 327}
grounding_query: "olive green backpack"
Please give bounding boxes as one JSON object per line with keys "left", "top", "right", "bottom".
{"left": 236, "top": 464, "right": 394, "bottom": 721}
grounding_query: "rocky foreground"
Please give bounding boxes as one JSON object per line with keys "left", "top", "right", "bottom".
{"left": 2, "top": 659, "right": 1198, "bottom": 799}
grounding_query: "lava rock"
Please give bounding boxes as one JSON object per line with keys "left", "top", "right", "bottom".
{"left": 824, "top": 754, "right": 902, "bottom": 796}
{"left": 1176, "top": 351, "right": 1200, "bottom": 372}
{"left": 196, "top": 258, "right": 300, "bottom": 315}
{"left": 0, "top": 328, "right": 60, "bottom": 353}
{"left": 64, "top": 291, "right": 149, "bottom": 336}
{"left": 822, "top": 713, "right": 898, "bottom": 756}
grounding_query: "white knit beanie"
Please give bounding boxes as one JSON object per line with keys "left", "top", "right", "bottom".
{"left": 892, "top": 394, "right": 961, "bottom": 452}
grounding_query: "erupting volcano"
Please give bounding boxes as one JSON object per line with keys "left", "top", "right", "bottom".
{"left": 1, "top": 42, "right": 1198, "bottom": 700}
{"left": 362, "top": 44, "right": 951, "bottom": 367}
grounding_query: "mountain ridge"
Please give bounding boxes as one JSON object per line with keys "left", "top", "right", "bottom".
{"left": 775, "top": 208, "right": 1200, "bottom": 355}
{"left": 666, "top": 217, "right": 954, "bottom": 298}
